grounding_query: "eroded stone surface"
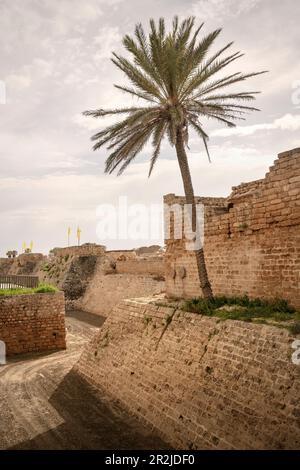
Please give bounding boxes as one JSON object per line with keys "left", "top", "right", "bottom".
{"left": 76, "top": 297, "right": 300, "bottom": 450}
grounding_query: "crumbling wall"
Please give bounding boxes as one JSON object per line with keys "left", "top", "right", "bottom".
{"left": 115, "top": 257, "right": 164, "bottom": 277}
{"left": 0, "top": 258, "right": 13, "bottom": 275}
{"left": 0, "top": 253, "right": 45, "bottom": 276}
{"left": 51, "top": 243, "right": 106, "bottom": 258}
{"left": 164, "top": 148, "right": 300, "bottom": 307}
{"left": 62, "top": 256, "right": 98, "bottom": 300}
{"left": 75, "top": 297, "right": 300, "bottom": 450}
{"left": 105, "top": 250, "right": 137, "bottom": 260}
{"left": 0, "top": 247, "right": 165, "bottom": 316}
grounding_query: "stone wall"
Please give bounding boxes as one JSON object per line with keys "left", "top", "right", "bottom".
{"left": 0, "top": 247, "right": 165, "bottom": 317}
{"left": 62, "top": 256, "right": 98, "bottom": 300}
{"left": 115, "top": 257, "right": 164, "bottom": 277}
{"left": 0, "top": 292, "right": 66, "bottom": 356}
{"left": 15, "top": 253, "right": 45, "bottom": 275}
{"left": 0, "top": 258, "right": 13, "bottom": 275}
{"left": 51, "top": 244, "right": 106, "bottom": 258}
{"left": 73, "top": 256, "right": 165, "bottom": 316}
{"left": 164, "top": 148, "right": 300, "bottom": 307}
{"left": 0, "top": 247, "right": 166, "bottom": 317}
{"left": 75, "top": 297, "right": 300, "bottom": 450}
{"left": 0, "top": 253, "right": 45, "bottom": 276}
{"left": 105, "top": 250, "right": 137, "bottom": 260}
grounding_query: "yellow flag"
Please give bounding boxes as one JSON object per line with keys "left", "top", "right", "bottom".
{"left": 77, "top": 226, "right": 81, "bottom": 246}
{"left": 29, "top": 241, "right": 33, "bottom": 251}
{"left": 67, "top": 226, "right": 71, "bottom": 246}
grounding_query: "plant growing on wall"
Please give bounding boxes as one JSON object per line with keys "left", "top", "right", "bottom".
{"left": 84, "top": 16, "right": 265, "bottom": 298}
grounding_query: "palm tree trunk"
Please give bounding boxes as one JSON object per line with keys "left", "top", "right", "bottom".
{"left": 175, "top": 128, "right": 213, "bottom": 299}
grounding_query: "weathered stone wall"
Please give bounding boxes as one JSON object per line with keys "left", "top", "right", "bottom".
{"left": 0, "top": 258, "right": 13, "bottom": 275}
{"left": 0, "top": 292, "right": 66, "bottom": 356}
{"left": 0, "top": 247, "right": 166, "bottom": 316}
{"left": 62, "top": 256, "right": 98, "bottom": 300}
{"left": 115, "top": 257, "right": 164, "bottom": 277}
{"left": 15, "top": 253, "right": 45, "bottom": 275}
{"left": 75, "top": 297, "right": 300, "bottom": 450}
{"left": 51, "top": 244, "right": 106, "bottom": 258}
{"left": 0, "top": 253, "right": 45, "bottom": 276}
{"left": 164, "top": 148, "right": 300, "bottom": 307}
{"left": 105, "top": 250, "right": 137, "bottom": 260}
{"left": 73, "top": 256, "right": 165, "bottom": 316}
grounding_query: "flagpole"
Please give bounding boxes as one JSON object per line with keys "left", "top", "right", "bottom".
{"left": 77, "top": 226, "right": 81, "bottom": 246}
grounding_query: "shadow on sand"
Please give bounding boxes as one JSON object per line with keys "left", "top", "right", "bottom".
{"left": 10, "top": 368, "right": 169, "bottom": 450}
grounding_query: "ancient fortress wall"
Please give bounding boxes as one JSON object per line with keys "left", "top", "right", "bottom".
{"left": 75, "top": 297, "right": 300, "bottom": 449}
{"left": 0, "top": 253, "right": 45, "bottom": 276}
{"left": 0, "top": 292, "right": 66, "bottom": 356}
{"left": 51, "top": 244, "right": 106, "bottom": 258}
{"left": 74, "top": 255, "right": 165, "bottom": 316}
{"left": 105, "top": 250, "right": 137, "bottom": 260}
{"left": 115, "top": 257, "right": 164, "bottom": 277}
{"left": 0, "top": 247, "right": 165, "bottom": 316}
{"left": 0, "top": 258, "right": 13, "bottom": 275}
{"left": 164, "top": 148, "right": 300, "bottom": 307}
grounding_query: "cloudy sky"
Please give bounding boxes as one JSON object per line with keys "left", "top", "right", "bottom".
{"left": 0, "top": 0, "right": 300, "bottom": 255}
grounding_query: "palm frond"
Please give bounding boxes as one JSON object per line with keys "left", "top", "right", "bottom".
{"left": 112, "top": 53, "right": 165, "bottom": 100}
{"left": 180, "top": 51, "right": 244, "bottom": 100}
{"left": 148, "top": 120, "right": 166, "bottom": 176}
{"left": 189, "top": 118, "right": 211, "bottom": 162}
{"left": 105, "top": 120, "right": 157, "bottom": 175}
{"left": 195, "top": 71, "right": 267, "bottom": 98}
{"left": 84, "top": 16, "right": 267, "bottom": 176}
{"left": 83, "top": 107, "right": 144, "bottom": 118}
{"left": 114, "top": 84, "right": 157, "bottom": 103}
{"left": 202, "top": 91, "right": 260, "bottom": 102}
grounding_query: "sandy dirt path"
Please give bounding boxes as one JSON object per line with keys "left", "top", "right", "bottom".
{"left": 0, "top": 311, "right": 168, "bottom": 450}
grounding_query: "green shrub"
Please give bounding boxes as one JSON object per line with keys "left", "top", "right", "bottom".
{"left": 183, "top": 295, "right": 297, "bottom": 327}
{"left": 34, "top": 284, "right": 58, "bottom": 293}
{"left": 0, "top": 283, "right": 58, "bottom": 296}
{"left": 0, "top": 287, "right": 34, "bottom": 296}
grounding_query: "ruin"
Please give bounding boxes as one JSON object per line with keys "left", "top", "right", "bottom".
{"left": 0, "top": 148, "right": 299, "bottom": 450}
{"left": 0, "top": 244, "right": 165, "bottom": 316}
{"left": 0, "top": 149, "right": 299, "bottom": 314}
{"left": 74, "top": 148, "right": 300, "bottom": 449}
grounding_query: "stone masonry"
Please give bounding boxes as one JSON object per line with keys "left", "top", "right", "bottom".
{"left": 164, "top": 148, "right": 300, "bottom": 307}
{"left": 0, "top": 292, "right": 66, "bottom": 356}
{"left": 0, "top": 247, "right": 165, "bottom": 317}
{"left": 51, "top": 243, "right": 106, "bottom": 258}
{"left": 75, "top": 297, "right": 300, "bottom": 450}
{"left": 74, "top": 255, "right": 165, "bottom": 316}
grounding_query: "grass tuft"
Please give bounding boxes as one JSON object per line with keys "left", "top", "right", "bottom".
{"left": 183, "top": 295, "right": 299, "bottom": 332}
{"left": 0, "top": 283, "right": 58, "bottom": 296}
{"left": 34, "top": 284, "right": 58, "bottom": 293}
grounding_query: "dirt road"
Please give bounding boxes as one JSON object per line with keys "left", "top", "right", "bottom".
{"left": 0, "top": 310, "right": 168, "bottom": 450}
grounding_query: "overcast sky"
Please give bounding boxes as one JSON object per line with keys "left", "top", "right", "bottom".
{"left": 0, "top": 0, "right": 300, "bottom": 255}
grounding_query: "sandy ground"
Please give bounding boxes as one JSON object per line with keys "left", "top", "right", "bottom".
{"left": 0, "top": 310, "right": 168, "bottom": 450}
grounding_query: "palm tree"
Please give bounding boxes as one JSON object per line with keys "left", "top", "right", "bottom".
{"left": 84, "top": 16, "right": 266, "bottom": 299}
